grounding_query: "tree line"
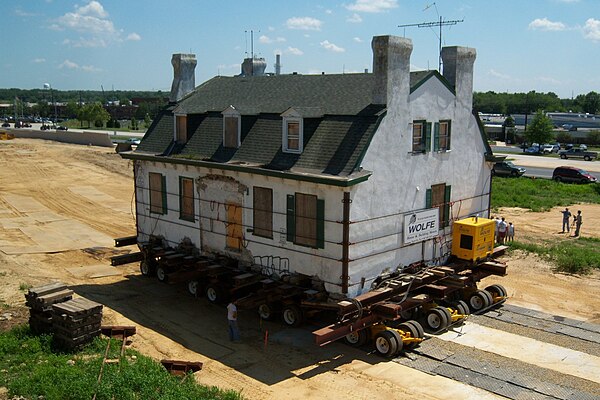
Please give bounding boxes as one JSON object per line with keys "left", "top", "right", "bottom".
{"left": 474, "top": 90, "right": 600, "bottom": 115}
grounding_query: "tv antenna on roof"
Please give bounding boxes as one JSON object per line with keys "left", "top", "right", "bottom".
{"left": 398, "top": 2, "right": 463, "bottom": 72}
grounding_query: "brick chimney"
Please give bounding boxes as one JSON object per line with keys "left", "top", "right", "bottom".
{"left": 371, "top": 36, "right": 413, "bottom": 108}
{"left": 441, "top": 46, "right": 476, "bottom": 109}
{"left": 169, "top": 54, "right": 197, "bottom": 103}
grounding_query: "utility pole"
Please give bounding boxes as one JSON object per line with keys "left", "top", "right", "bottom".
{"left": 399, "top": 16, "right": 463, "bottom": 71}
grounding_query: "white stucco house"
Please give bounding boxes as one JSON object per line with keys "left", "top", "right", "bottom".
{"left": 122, "top": 35, "right": 497, "bottom": 298}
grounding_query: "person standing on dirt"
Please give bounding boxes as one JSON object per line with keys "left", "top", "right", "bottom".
{"left": 494, "top": 216, "right": 500, "bottom": 244}
{"left": 227, "top": 299, "right": 241, "bottom": 342}
{"left": 574, "top": 210, "right": 583, "bottom": 237}
{"left": 497, "top": 217, "right": 508, "bottom": 244}
{"left": 507, "top": 222, "right": 514, "bottom": 242}
{"left": 561, "top": 208, "right": 572, "bottom": 233}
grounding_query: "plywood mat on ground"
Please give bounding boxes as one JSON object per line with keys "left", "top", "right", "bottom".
{"left": 69, "top": 185, "right": 132, "bottom": 214}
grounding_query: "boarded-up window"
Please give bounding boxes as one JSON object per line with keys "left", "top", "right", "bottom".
{"left": 224, "top": 116, "right": 239, "bottom": 148}
{"left": 179, "top": 177, "right": 194, "bottom": 221}
{"left": 176, "top": 115, "right": 187, "bottom": 143}
{"left": 295, "top": 193, "right": 318, "bottom": 247}
{"left": 427, "top": 183, "right": 451, "bottom": 228}
{"left": 149, "top": 172, "right": 166, "bottom": 214}
{"left": 253, "top": 187, "right": 272, "bottom": 238}
{"left": 286, "top": 193, "right": 324, "bottom": 248}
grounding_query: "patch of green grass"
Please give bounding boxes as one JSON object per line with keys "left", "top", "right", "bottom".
{"left": 508, "top": 237, "right": 600, "bottom": 274}
{"left": 18, "top": 283, "right": 32, "bottom": 291}
{"left": 0, "top": 326, "right": 243, "bottom": 400}
{"left": 492, "top": 177, "right": 600, "bottom": 212}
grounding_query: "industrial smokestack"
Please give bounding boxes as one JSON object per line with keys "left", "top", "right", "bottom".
{"left": 275, "top": 54, "right": 281, "bottom": 75}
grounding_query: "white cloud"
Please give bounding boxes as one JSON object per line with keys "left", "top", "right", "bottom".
{"left": 320, "top": 40, "right": 345, "bottom": 53}
{"left": 126, "top": 32, "right": 141, "bottom": 41}
{"left": 59, "top": 60, "right": 80, "bottom": 69}
{"left": 58, "top": 59, "right": 100, "bottom": 72}
{"left": 346, "top": 0, "right": 398, "bottom": 13}
{"left": 77, "top": 1, "right": 108, "bottom": 18}
{"left": 286, "top": 17, "right": 322, "bottom": 31}
{"left": 54, "top": 1, "right": 137, "bottom": 47}
{"left": 259, "top": 35, "right": 286, "bottom": 44}
{"left": 583, "top": 18, "right": 600, "bottom": 41}
{"left": 268, "top": 26, "right": 275, "bottom": 31}
{"left": 15, "top": 8, "right": 36, "bottom": 17}
{"left": 285, "top": 46, "right": 304, "bottom": 56}
{"left": 33, "top": 58, "right": 46, "bottom": 63}
{"left": 347, "top": 13, "right": 362, "bottom": 23}
{"left": 325, "top": 9, "right": 333, "bottom": 14}
{"left": 489, "top": 69, "right": 510, "bottom": 80}
{"left": 537, "top": 76, "right": 561, "bottom": 85}
{"left": 353, "top": 37, "right": 363, "bottom": 43}
{"left": 528, "top": 18, "right": 566, "bottom": 31}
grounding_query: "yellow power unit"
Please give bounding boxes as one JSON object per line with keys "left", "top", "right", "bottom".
{"left": 451, "top": 217, "right": 495, "bottom": 262}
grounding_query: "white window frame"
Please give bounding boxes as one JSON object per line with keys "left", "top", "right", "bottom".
{"left": 222, "top": 106, "right": 241, "bottom": 148}
{"left": 283, "top": 116, "right": 303, "bottom": 154}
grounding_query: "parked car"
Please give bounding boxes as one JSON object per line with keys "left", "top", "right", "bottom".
{"left": 55, "top": 125, "right": 68, "bottom": 131}
{"left": 1, "top": 122, "right": 9, "bottom": 128}
{"left": 524, "top": 146, "right": 540, "bottom": 154}
{"left": 492, "top": 161, "right": 526, "bottom": 177}
{"left": 552, "top": 166, "right": 597, "bottom": 184}
{"left": 558, "top": 148, "right": 598, "bottom": 161}
{"left": 579, "top": 144, "right": 588, "bottom": 150}
{"left": 540, "top": 144, "right": 558, "bottom": 154}
{"left": 126, "top": 137, "right": 141, "bottom": 145}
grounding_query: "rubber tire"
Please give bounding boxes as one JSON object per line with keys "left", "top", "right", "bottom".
{"left": 491, "top": 169, "right": 496, "bottom": 176}
{"left": 560, "top": 154, "right": 567, "bottom": 159}
{"left": 205, "top": 284, "right": 224, "bottom": 304}
{"left": 397, "top": 321, "right": 422, "bottom": 350}
{"left": 258, "top": 303, "right": 274, "bottom": 320}
{"left": 156, "top": 266, "right": 167, "bottom": 283}
{"left": 485, "top": 284, "right": 507, "bottom": 298}
{"left": 282, "top": 305, "right": 304, "bottom": 327}
{"left": 584, "top": 156, "right": 591, "bottom": 161}
{"left": 453, "top": 300, "right": 470, "bottom": 316}
{"left": 554, "top": 176, "right": 562, "bottom": 182}
{"left": 405, "top": 320, "right": 425, "bottom": 339}
{"left": 388, "top": 329, "right": 404, "bottom": 356}
{"left": 511, "top": 170, "right": 517, "bottom": 177}
{"left": 437, "top": 306, "right": 452, "bottom": 327}
{"left": 425, "top": 307, "right": 449, "bottom": 331}
{"left": 480, "top": 289, "right": 494, "bottom": 307}
{"left": 140, "top": 260, "right": 156, "bottom": 277}
{"left": 469, "top": 289, "right": 492, "bottom": 312}
{"left": 373, "top": 330, "right": 398, "bottom": 358}
{"left": 187, "top": 280, "right": 199, "bottom": 296}
{"left": 344, "top": 329, "right": 369, "bottom": 347}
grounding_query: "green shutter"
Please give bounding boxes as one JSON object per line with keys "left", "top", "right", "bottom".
{"left": 425, "top": 122, "right": 432, "bottom": 152}
{"left": 178, "top": 177, "right": 183, "bottom": 219}
{"left": 286, "top": 194, "right": 295, "bottom": 242}
{"left": 444, "top": 185, "right": 451, "bottom": 227}
{"left": 447, "top": 120, "right": 452, "bottom": 149}
{"left": 434, "top": 122, "right": 440, "bottom": 152}
{"left": 161, "top": 175, "right": 167, "bottom": 214}
{"left": 316, "top": 199, "right": 325, "bottom": 249}
{"left": 426, "top": 188, "right": 432, "bottom": 209}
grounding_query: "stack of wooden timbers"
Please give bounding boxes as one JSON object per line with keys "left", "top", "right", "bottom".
{"left": 25, "top": 282, "right": 103, "bottom": 350}
{"left": 25, "top": 282, "right": 74, "bottom": 334}
{"left": 52, "top": 297, "right": 103, "bottom": 350}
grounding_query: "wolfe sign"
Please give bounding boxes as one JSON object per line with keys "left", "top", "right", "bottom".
{"left": 404, "top": 209, "right": 439, "bottom": 245}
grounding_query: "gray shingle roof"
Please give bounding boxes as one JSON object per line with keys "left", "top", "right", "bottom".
{"left": 133, "top": 71, "right": 450, "bottom": 178}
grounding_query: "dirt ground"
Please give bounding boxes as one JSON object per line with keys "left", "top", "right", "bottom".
{"left": 1, "top": 138, "right": 599, "bottom": 399}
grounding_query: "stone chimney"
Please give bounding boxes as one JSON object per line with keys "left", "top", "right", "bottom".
{"left": 371, "top": 36, "right": 413, "bottom": 107}
{"left": 441, "top": 46, "right": 476, "bottom": 109}
{"left": 169, "top": 54, "right": 197, "bottom": 103}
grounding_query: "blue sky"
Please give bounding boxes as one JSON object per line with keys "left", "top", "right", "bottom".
{"left": 1, "top": 0, "right": 599, "bottom": 98}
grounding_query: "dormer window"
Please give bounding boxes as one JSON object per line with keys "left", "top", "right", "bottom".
{"left": 222, "top": 106, "right": 241, "bottom": 148}
{"left": 175, "top": 114, "right": 188, "bottom": 143}
{"left": 281, "top": 109, "right": 303, "bottom": 154}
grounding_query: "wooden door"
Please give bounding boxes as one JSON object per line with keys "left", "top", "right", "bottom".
{"left": 226, "top": 202, "right": 243, "bottom": 250}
